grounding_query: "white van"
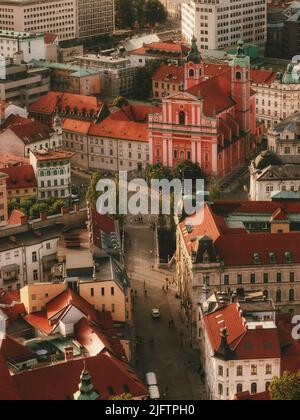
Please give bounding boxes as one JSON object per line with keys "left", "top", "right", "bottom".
{"left": 146, "top": 372, "right": 157, "bottom": 386}
{"left": 148, "top": 385, "right": 160, "bottom": 400}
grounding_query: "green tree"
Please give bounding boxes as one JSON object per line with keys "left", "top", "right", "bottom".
{"left": 172, "top": 160, "right": 204, "bottom": 182}
{"left": 49, "top": 199, "right": 67, "bottom": 215}
{"left": 115, "top": 0, "right": 135, "bottom": 29}
{"left": 133, "top": 59, "right": 163, "bottom": 100}
{"left": 270, "top": 372, "right": 300, "bottom": 400}
{"left": 134, "top": 0, "right": 146, "bottom": 28}
{"left": 112, "top": 96, "right": 129, "bottom": 109}
{"left": 86, "top": 171, "right": 103, "bottom": 209}
{"left": 29, "top": 202, "right": 48, "bottom": 219}
{"left": 145, "top": 163, "right": 172, "bottom": 185}
{"left": 144, "top": 0, "right": 167, "bottom": 26}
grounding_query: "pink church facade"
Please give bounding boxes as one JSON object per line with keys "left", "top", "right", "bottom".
{"left": 149, "top": 39, "right": 262, "bottom": 179}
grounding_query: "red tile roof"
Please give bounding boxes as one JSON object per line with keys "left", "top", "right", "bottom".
{"left": 1, "top": 165, "right": 37, "bottom": 190}
{"left": 44, "top": 33, "right": 58, "bottom": 45}
{"left": 187, "top": 72, "right": 236, "bottom": 117}
{"left": 110, "top": 104, "right": 161, "bottom": 123}
{"left": 4, "top": 118, "right": 53, "bottom": 145}
{"left": 62, "top": 118, "right": 91, "bottom": 135}
{"left": 131, "top": 42, "right": 188, "bottom": 56}
{"left": 91, "top": 209, "right": 116, "bottom": 249}
{"left": 0, "top": 336, "right": 35, "bottom": 363}
{"left": 0, "top": 356, "right": 20, "bottom": 400}
{"left": 89, "top": 116, "right": 148, "bottom": 143}
{"left": 13, "top": 353, "right": 147, "bottom": 400}
{"left": 25, "top": 289, "right": 104, "bottom": 335}
{"left": 1, "top": 114, "right": 32, "bottom": 130}
{"left": 215, "top": 232, "right": 300, "bottom": 266}
{"left": 212, "top": 201, "right": 300, "bottom": 216}
{"left": 204, "top": 304, "right": 246, "bottom": 351}
{"left": 8, "top": 209, "right": 27, "bottom": 226}
{"left": 271, "top": 207, "right": 288, "bottom": 221}
{"left": 204, "top": 303, "right": 281, "bottom": 360}
{"left": 28, "top": 91, "right": 102, "bottom": 116}
{"left": 153, "top": 64, "right": 184, "bottom": 84}
{"left": 251, "top": 69, "right": 276, "bottom": 85}
{"left": 235, "top": 390, "right": 270, "bottom": 400}
{"left": 179, "top": 201, "right": 300, "bottom": 266}
{"left": 46, "top": 289, "right": 99, "bottom": 323}
{"left": 75, "top": 318, "right": 126, "bottom": 360}
{"left": 0, "top": 153, "right": 29, "bottom": 168}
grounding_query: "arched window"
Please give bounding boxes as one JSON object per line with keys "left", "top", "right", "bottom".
{"left": 237, "top": 384, "right": 243, "bottom": 394}
{"left": 236, "top": 71, "right": 242, "bottom": 80}
{"left": 289, "top": 289, "right": 295, "bottom": 302}
{"left": 189, "top": 68, "right": 195, "bottom": 77}
{"left": 266, "top": 382, "right": 271, "bottom": 392}
{"left": 218, "top": 383, "right": 223, "bottom": 396}
{"left": 179, "top": 111, "right": 186, "bottom": 125}
{"left": 276, "top": 289, "right": 282, "bottom": 303}
{"left": 251, "top": 383, "right": 257, "bottom": 395}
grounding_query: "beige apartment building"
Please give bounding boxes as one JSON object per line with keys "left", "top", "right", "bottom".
{"left": 0, "top": 0, "right": 114, "bottom": 41}
{"left": 176, "top": 201, "right": 300, "bottom": 346}
{"left": 20, "top": 282, "right": 66, "bottom": 313}
{"left": 62, "top": 104, "right": 155, "bottom": 173}
{"left": 0, "top": 171, "right": 8, "bottom": 224}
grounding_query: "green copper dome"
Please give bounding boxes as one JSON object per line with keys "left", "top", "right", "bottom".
{"left": 230, "top": 38, "right": 250, "bottom": 68}
{"left": 186, "top": 35, "right": 202, "bottom": 64}
{"left": 282, "top": 63, "right": 300, "bottom": 84}
{"left": 73, "top": 367, "right": 100, "bottom": 401}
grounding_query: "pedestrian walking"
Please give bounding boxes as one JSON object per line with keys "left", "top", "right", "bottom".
{"left": 162, "top": 286, "right": 165, "bottom": 292}
{"left": 135, "top": 290, "right": 138, "bottom": 297}
{"left": 143, "top": 280, "right": 146, "bottom": 289}
{"left": 144, "top": 290, "right": 148, "bottom": 298}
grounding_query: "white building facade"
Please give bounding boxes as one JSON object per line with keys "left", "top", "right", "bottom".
{"left": 0, "top": 0, "right": 114, "bottom": 41}
{"left": 30, "top": 149, "right": 73, "bottom": 200}
{"left": 0, "top": 226, "right": 61, "bottom": 290}
{"left": 0, "top": 30, "right": 45, "bottom": 62}
{"left": 201, "top": 298, "right": 281, "bottom": 400}
{"left": 182, "top": 0, "right": 267, "bottom": 52}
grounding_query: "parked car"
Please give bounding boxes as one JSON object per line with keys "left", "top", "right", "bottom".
{"left": 151, "top": 308, "right": 161, "bottom": 319}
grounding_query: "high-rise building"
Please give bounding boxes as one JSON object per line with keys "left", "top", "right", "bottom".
{"left": 182, "top": 0, "right": 267, "bottom": 52}
{"left": 0, "top": 0, "right": 114, "bottom": 41}
{"left": 77, "top": 0, "right": 114, "bottom": 39}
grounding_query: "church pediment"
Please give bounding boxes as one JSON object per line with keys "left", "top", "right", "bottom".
{"left": 164, "top": 91, "right": 200, "bottom": 102}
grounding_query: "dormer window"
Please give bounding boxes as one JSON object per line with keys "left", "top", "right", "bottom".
{"left": 285, "top": 252, "right": 292, "bottom": 263}
{"left": 253, "top": 253, "right": 260, "bottom": 264}
{"left": 269, "top": 252, "right": 276, "bottom": 264}
{"left": 189, "top": 68, "right": 195, "bottom": 78}
{"left": 236, "top": 71, "right": 242, "bottom": 80}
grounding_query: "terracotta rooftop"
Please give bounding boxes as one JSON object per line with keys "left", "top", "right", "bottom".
{"left": 2, "top": 116, "right": 53, "bottom": 145}
{"left": 204, "top": 303, "right": 281, "bottom": 360}
{"left": 131, "top": 41, "right": 188, "bottom": 56}
{"left": 28, "top": 91, "right": 103, "bottom": 116}
{"left": 31, "top": 148, "right": 75, "bottom": 162}
{"left": 1, "top": 165, "right": 37, "bottom": 190}
{"left": 179, "top": 201, "right": 300, "bottom": 266}
{"left": 13, "top": 353, "right": 147, "bottom": 400}
{"left": 153, "top": 64, "right": 184, "bottom": 84}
